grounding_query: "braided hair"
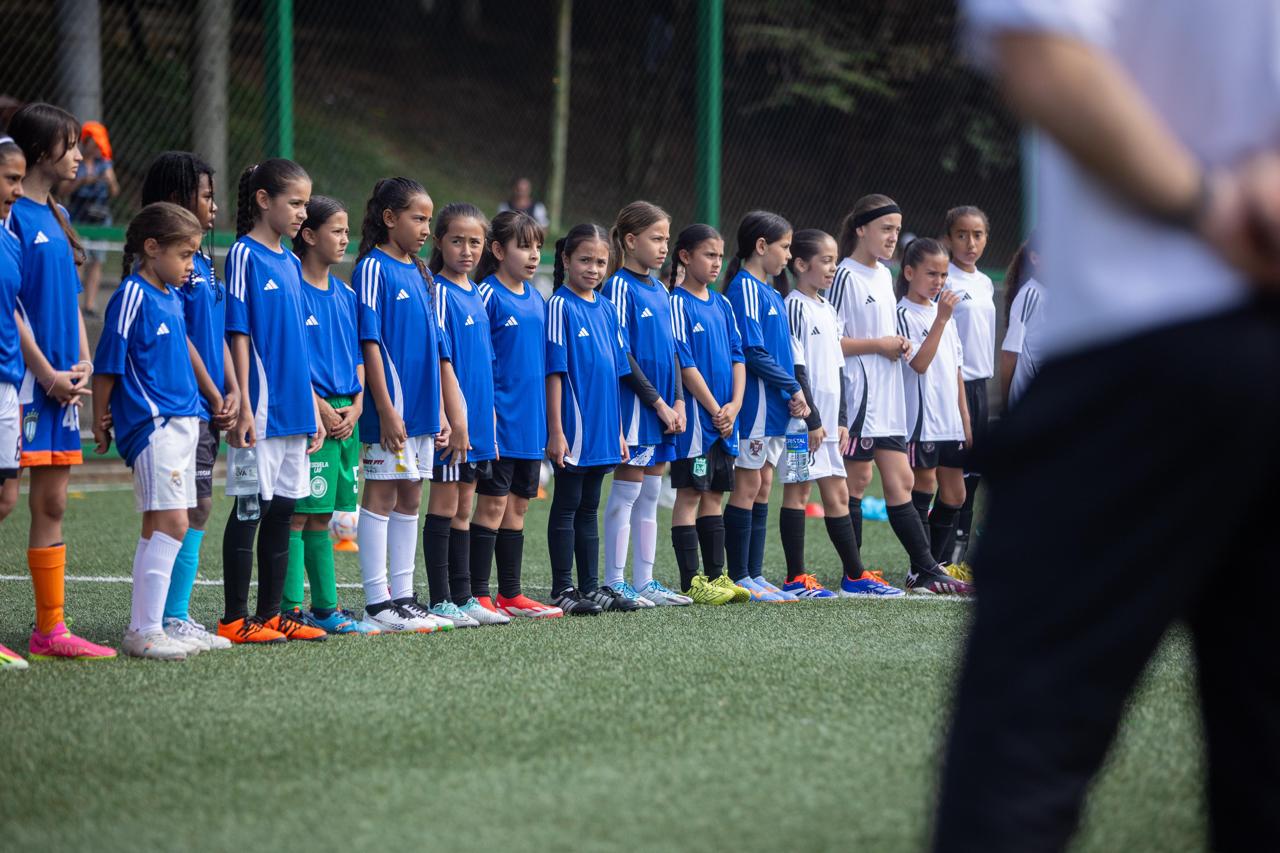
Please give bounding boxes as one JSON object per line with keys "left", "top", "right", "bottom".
{"left": 141, "top": 150, "right": 218, "bottom": 293}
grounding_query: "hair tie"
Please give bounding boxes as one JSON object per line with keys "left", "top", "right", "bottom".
{"left": 852, "top": 204, "right": 901, "bottom": 229}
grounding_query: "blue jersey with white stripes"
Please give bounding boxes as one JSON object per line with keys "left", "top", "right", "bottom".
{"left": 225, "top": 236, "right": 315, "bottom": 438}
{"left": 94, "top": 275, "right": 200, "bottom": 465}
{"left": 437, "top": 277, "right": 495, "bottom": 462}
{"left": 478, "top": 275, "right": 546, "bottom": 459}
{"left": 180, "top": 252, "right": 224, "bottom": 420}
{"left": 300, "top": 274, "right": 362, "bottom": 399}
{"left": 355, "top": 248, "right": 450, "bottom": 442}
{"left": 670, "top": 286, "right": 743, "bottom": 458}
{"left": 10, "top": 198, "right": 81, "bottom": 378}
{"left": 602, "top": 268, "right": 677, "bottom": 447}
{"left": 545, "top": 287, "right": 631, "bottom": 468}
{"left": 0, "top": 226, "right": 23, "bottom": 386}
{"left": 724, "top": 270, "right": 795, "bottom": 438}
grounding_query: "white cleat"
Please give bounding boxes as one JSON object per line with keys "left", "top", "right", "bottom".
{"left": 122, "top": 628, "right": 188, "bottom": 661}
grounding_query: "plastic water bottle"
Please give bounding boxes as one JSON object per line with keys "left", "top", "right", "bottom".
{"left": 233, "top": 447, "right": 261, "bottom": 521}
{"left": 784, "top": 417, "right": 810, "bottom": 484}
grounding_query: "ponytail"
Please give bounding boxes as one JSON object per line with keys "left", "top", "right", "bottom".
{"left": 121, "top": 202, "right": 204, "bottom": 280}
{"left": 477, "top": 210, "right": 544, "bottom": 283}
{"left": 894, "top": 237, "right": 949, "bottom": 300}
{"left": 1003, "top": 232, "right": 1039, "bottom": 321}
{"left": 667, "top": 223, "right": 721, "bottom": 289}
{"left": 608, "top": 200, "right": 669, "bottom": 276}
{"left": 292, "top": 195, "right": 347, "bottom": 259}
{"left": 723, "top": 210, "right": 791, "bottom": 292}
{"left": 777, "top": 228, "right": 832, "bottom": 297}
{"left": 356, "top": 176, "right": 435, "bottom": 299}
{"left": 553, "top": 223, "right": 609, "bottom": 290}
{"left": 234, "top": 157, "right": 308, "bottom": 238}
{"left": 838, "top": 193, "right": 898, "bottom": 260}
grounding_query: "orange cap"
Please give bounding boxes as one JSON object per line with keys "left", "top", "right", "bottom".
{"left": 80, "top": 120, "right": 112, "bottom": 160}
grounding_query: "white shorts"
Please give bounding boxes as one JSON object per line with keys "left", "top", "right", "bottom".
{"left": 362, "top": 435, "right": 434, "bottom": 481}
{"left": 805, "top": 441, "right": 845, "bottom": 481}
{"left": 734, "top": 435, "right": 785, "bottom": 471}
{"left": 132, "top": 416, "right": 198, "bottom": 512}
{"left": 0, "top": 382, "right": 19, "bottom": 475}
{"left": 226, "top": 435, "right": 309, "bottom": 501}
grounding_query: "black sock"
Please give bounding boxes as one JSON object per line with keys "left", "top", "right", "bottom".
{"left": 495, "top": 528, "right": 524, "bottom": 598}
{"left": 887, "top": 501, "right": 938, "bottom": 575}
{"left": 695, "top": 514, "right": 726, "bottom": 580}
{"left": 448, "top": 526, "right": 471, "bottom": 606}
{"left": 911, "top": 490, "right": 933, "bottom": 540}
{"left": 779, "top": 507, "right": 807, "bottom": 582}
{"left": 929, "top": 502, "right": 962, "bottom": 564}
{"left": 723, "top": 504, "right": 752, "bottom": 581}
{"left": 671, "top": 525, "right": 701, "bottom": 592}
{"left": 222, "top": 509, "right": 259, "bottom": 622}
{"left": 572, "top": 469, "right": 605, "bottom": 594}
{"left": 956, "top": 474, "right": 981, "bottom": 540}
{"left": 749, "top": 502, "right": 769, "bottom": 579}
{"left": 469, "top": 524, "right": 497, "bottom": 600}
{"left": 848, "top": 496, "right": 863, "bottom": 549}
{"left": 423, "top": 514, "right": 452, "bottom": 605}
{"left": 255, "top": 496, "right": 295, "bottom": 619}
{"left": 824, "top": 514, "right": 864, "bottom": 579}
{"left": 547, "top": 470, "right": 581, "bottom": 597}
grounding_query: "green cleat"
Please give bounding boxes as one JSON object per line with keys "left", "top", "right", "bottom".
{"left": 686, "top": 576, "right": 736, "bottom": 606}
{"left": 711, "top": 574, "right": 752, "bottom": 603}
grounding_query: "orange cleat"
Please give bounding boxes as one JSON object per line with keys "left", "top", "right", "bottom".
{"left": 217, "top": 616, "right": 287, "bottom": 644}
{"left": 266, "top": 609, "right": 328, "bottom": 642}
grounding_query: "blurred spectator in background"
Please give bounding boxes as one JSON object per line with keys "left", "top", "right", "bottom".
{"left": 498, "top": 176, "right": 549, "bottom": 228}
{"left": 66, "top": 120, "right": 118, "bottom": 316}
{"left": 0, "top": 95, "right": 23, "bottom": 143}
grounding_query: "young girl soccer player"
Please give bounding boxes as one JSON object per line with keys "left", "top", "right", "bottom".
{"left": 779, "top": 230, "right": 871, "bottom": 599}
{"left": 667, "top": 224, "right": 749, "bottom": 605}
{"left": 601, "top": 201, "right": 690, "bottom": 607}
{"left": 830, "top": 194, "right": 966, "bottom": 595}
{"left": 353, "top": 178, "right": 466, "bottom": 634}
{"left": 472, "top": 210, "right": 563, "bottom": 618}
{"left": 140, "top": 151, "right": 238, "bottom": 652}
{"left": 545, "top": 223, "right": 643, "bottom": 615}
{"left": 219, "top": 158, "right": 328, "bottom": 643}
{"left": 999, "top": 236, "right": 1043, "bottom": 405}
{"left": 280, "top": 195, "right": 379, "bottom": 635}
{"left": 423, "top": 202, "right": 507, "bottom": 628}
{"left": 92, "top": 203, "right": 223, "bottom": 660}
{"left": 7, "top": 103, "right": 115, "bottom": 659}
{"left": 722, "top": 210, "right": 809, "bottom": 602}
{"left": 895, "top": 238, "right": 973, "bottom": 566}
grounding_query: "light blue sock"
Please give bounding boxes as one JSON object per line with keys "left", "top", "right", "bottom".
{"left": 163, "top": 528, "right": 204, "bottom": 621}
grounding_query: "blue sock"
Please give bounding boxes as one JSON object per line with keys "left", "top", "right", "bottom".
{"left": 723, "top": 505, "right": 753, "bottom": 582}
{"left": 749, "top": 502, "right": 769, "bottom": 579}
{"left": 163, "top": 528, "right": 204, "bottom": 621}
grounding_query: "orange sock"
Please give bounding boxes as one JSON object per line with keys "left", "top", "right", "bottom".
{"left": 28, "top": 545, "right": 66, "bottom": 634}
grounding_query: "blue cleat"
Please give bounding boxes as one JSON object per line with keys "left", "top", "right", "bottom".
{"left": 838, "top": 571, "right": 906, "bottom": 598}
{"left": 781, "top": 574, "right": 838, "bottom": 599}
{"left": 311, "top": 608, "right": 383, "bottom": 635}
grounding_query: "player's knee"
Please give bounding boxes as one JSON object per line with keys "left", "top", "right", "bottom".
{"left": 187, "top": 499, "right": 211, "bottom": 529}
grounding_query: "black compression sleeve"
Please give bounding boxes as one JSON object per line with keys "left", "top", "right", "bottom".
{"left": 794, "top": 365, "right": 823, "bottom": 432}
{"left": 623, "top": 353, "right": 660, "bottom": 407}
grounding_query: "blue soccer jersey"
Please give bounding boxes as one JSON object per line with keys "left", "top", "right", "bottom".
{"left": 94, "top": 276, "right": 201, "bottom": 465}
{"left": 725, "top": 269, "right": 796, "bottom": 439}
{"left": 671, "top": 286, "right": 744, "bottom": 458}
{"left": 478, "top": 275, "right": 546, "bottom": 460}
{"left": 545, "top": 288, "right": 631, "bottom": 468}
{"left": 602, "top": 268, "right": 677, "bottom": 447}
{"left": 225, "top": 235, "right": 316, "bottom": 438}
{"left": 355, "top": 248, "right": 450, "bottom": 442}
{"left": 0, "top": 225, "right": 23, "bottom": 386}
{"left": 301, "top": 273, "right": 362, "bottom": 399}
{"left": 180, "top": 252, "right": 224, "bottom": 420}
{"left": 437, "top": 277, "right": 495, "bottom": 462}
{"left": 9, "top": 198, "right": 81, "bottom": 376}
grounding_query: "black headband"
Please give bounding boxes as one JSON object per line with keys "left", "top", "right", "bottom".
{"left": 851, "top": 204, "right": 901, "bottom": 229}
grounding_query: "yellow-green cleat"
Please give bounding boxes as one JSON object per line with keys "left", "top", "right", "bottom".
{"left": 711, "top": 574, "right": 752, "bottom": 603}
{"left": 944, "top": 562, "right": 974, "bottom": 583}
{"left": 686, "top": 576, "right": 736, "bottom": 605}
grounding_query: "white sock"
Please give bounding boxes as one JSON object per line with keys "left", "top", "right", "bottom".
{"left": 603, "top": 478, "right": 642, "bottom": 587}
{"left": 134, "top": 532, "right": 181, "bottom": 635}
{"left": 388, "top": 511, "right": 420, "bottom": 602}
{"left": 357, "top": 508, "right": 390, "bottom": 606}
{"left": 129, "top": 537, "right": 151, "bottom": 633}
{"left": 631, "top": 474, "right": 663, "bottom": 588}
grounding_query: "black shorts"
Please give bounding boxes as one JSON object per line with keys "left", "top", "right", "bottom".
{"left": 477, "top": 457, "right": 542, "bottom": 499}
{"left": 670, "top": 442, "right": 735, "bottom": 493}
{"left": 195, "top": 420, "right": 219, "bottom": 500}
{"left": 909, "top": 439, "right": 964, "bottom": 470}
{"left": 432, "top": 459, "right": 492, "bottom": 485}
{"left": 957, "top": 378, "right": 990, "bottom": 475}
{"left": 845, "top": 435, "right": 907, "bottom": 462}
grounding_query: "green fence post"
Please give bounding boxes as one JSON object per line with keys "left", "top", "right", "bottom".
{"left": 695, "top": 0, "right": 722, "bottom": 230}
{"left": 264, "top": 0, "right": 294, "bottom": 159}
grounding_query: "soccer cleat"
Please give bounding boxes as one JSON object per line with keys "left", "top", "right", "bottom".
{"left": 736, "top": 576, "right": 785, "bottom": 602}
{"left": 164, "top": 617, "right": 233, "bottom": 652}
{"left": 755, "top": 576, "right": 799, "bottom": 601}
{"left": 364, "top": 601, "right": 437, "bottom": 634}
{"left": 782, "top": 574, "right": 838, "bottom": 599}
{"left": 686, "top": 576, "right": 735, "bottom": 606}
{"left": 28, "top": 622, "right": 117, "bottom": 659}
{"left": 589, "top": 585, "right": 642, "bottom": 612}
{"left": 395, "top": 595, "right": 455, "bottom": 632}
{"left": 217, "top": 616, "right": 287, "bottom": 644}
{"left": 312, "top": 609, "right": 382, "bottom": 635}
{"left": 611, "top": 581, "right": 656, "bottom": 608}
{"left": 711, "top": 574, "right": 752, "bottom": 603}
{"left": 839, "top": 570, "right": 906, "bottom": 598}
{"left": 459, "top": 597, "right": 511, "bottom": 626}
{"left": 267, "top": 609, "right": 328, "bottom": 642}
{"left": 637, "top": 579, "right": 693, "bottom": 606}
{"left": 1, "top": 641, "right": 29, "bottom": 670}
{"left": 906, "top": 565, "right": 974, "bottom": 596}
{"left": 495, "top": 593, "right": 563, "bottom": 618}
{"left": 552, "top": 587, "right": 603, "bottom": 616}
{"left": 121, "top": 628, "right": 188, "bottom": 662}
{"left": 429, "top": 600, "right": 481, "bottom": 628}
{"left": 944, "top": 562, "right": 974, "bottom": 583}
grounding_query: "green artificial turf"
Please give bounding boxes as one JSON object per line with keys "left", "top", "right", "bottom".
{"left": 0, "top": 482, "right": 1206, "bottom": 852}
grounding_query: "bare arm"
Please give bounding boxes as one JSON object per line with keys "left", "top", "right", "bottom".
{"left": 187, "top": 338, "right": 223, "bottom": 410}
{"left": 546, "top": 373, "right": 568, "bottom": 467}
{"left": 680, "top": 366, "right": 720, "bottom": 414}
{"left": 91, "top": 373, "right": 115, "bottom": 453}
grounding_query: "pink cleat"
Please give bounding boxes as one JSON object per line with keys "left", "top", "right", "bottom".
{"left": 28, "top": 622, "right": 117, "bottom": 660}
{"left": 0, "top": 641, "right": 29, "bottom": 670}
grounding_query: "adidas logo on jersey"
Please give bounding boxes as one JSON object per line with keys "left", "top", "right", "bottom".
{"left": 640, "top": 307, "right": 654, "bottom": 318}
{"left": 465, "top": 315, "right": 475, "bottom": 326}
{"left": 865, "top": 295, "right": 876, "bottom": 304}
{"left": 396, "top": 289, "right": 410, "bottom": 300}
{"left": 263, "top": 279, "right": 279, "bottom": 291}
{"left": 156, "top": 322, "right": 171, "bottom": 336}
{"left": 505, "top": 316, "right": 519, "bottom": 327}
{"left": 768, "top": 306, "right": 778, "bottom": 316}
{"left": 961, "top": 292, "right": 973, "bottom": 301}
{"left": 305, "top": 315, "right": 319, "bottom": 327}
{"left": 691, "top": 322, "right": 705, "bottom": 333}
{"left": 811, "top": 325, "right": 821, "bottom": 335}
{"left": 32, "top": 231, "right": 49, "bottom": 245}
{"left": 577, "top": 327, "right": 590, "bottom": 338}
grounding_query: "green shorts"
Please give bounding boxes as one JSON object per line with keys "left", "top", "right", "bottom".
{"left": 296, "top": 397, "right": 360, "bottom": 514}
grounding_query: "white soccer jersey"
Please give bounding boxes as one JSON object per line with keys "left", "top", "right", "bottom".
{"left": 828, "top": 257, "right": 907, "bottom": 438}
{"left": 897, "top": 298, "right": 966, "bottom": 443}
{"left": 1001, "top": 277, "right": 1044, "bottom": 354}
{"left": 945, "top": 263, "right": 995, "bottom": 381}
{"left": 785, "top": 289, "right": 844, "bottom": 439}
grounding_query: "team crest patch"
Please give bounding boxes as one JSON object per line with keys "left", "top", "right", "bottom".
{"left": 749, "top": 439, "right": 764, "bottom": 456}
{"left": 170, "top": 469, "right": 184, "bottom": 487}
{"left": 310, "top": 475, "right": 328, "bottom": 498}
{"left": 22, "top": 410, "right": 38, "bottom": 443}
{"left": 922, "top": 442, "right": 936, "bottom": 454}
{"left": 692, "top": 456, "right": 708, "bottom": 478}
{"left": 859, "top": 437, "right": 874, "bottom": 450}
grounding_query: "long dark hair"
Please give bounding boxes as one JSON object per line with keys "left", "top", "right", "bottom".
{"left": 608, "top": 200, "right": 670, "bottom": 276}
{"left": 776, "top": 228, "right": 832, "bottom": 296}
{"left": 837, "top": 193, "right": 897, "bottom": 260}
{"left": 7, "top": 102, "right": 85, "bottom": 264}
{"left": 894, "top": 237, "right": 949, "bottom": 299}
{"left": 356, "top": 177, "right": 435, "bottom": 297}
{"left": 476, "top": 209, "right": 544, "bottom": 283}
{"left": 234, "top": 157, "right": 308, "bottom": 238}
{"left": 553, "top": 223, "right": 609, "bottom": 290}
{"left": 292, "top": 195, "right": 347, "bottom": 259}
{"left": 667, "top": 223, "right": 721, "bottom": 289}
{"left": 1003, "top": 232, "right": 1039, "bottom": 321}
{"left": 723, "top": 210, "right": 791, "bottom": 289}
{"left": 121, "top": 202, "right": 204, "bottom": 280}
{"left": 427, "top": 202, "right": 489, "bottom": 276}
